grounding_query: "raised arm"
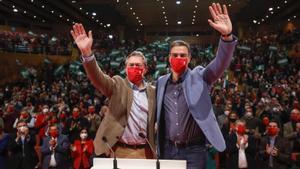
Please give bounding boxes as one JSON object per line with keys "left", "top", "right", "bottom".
{"left": 70, "top": 23, "right": 114, "bottom": 97}
{"left": 203, "top": 3, "right": 237, "bottom": 85}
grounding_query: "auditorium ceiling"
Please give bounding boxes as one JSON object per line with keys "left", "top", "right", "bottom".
{"left": 0, "top": 0, "right": 299, "bottom": 30}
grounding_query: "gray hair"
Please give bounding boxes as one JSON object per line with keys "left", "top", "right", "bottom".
{"left": 125, "top": 51, "right": 147, "bottom": 66}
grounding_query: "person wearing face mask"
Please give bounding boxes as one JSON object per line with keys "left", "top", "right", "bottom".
{"left": 155, "top": 3, "right": 237, "bottom": 168}
{"left": 2, "top": 104, "right": 18, "bottom": 133}
{"left": 258, "top": 120, "right": 291, "bottom": 169}
{"left": 227, "top": 120, "right": 256, "bottom": 169}
{"left": 0, "top": 119, "right": 9, "bottom": 169}
{"left": 241, "top": 107, "right": 261, "bottom": 139}
{"left": 259, "top": 115, "right": 271, "bottom": 137}
{"left": 7, "top": 120, "right": 38, "bottom": 169}
{"left": 35, "top": 105, "right": 51, "bottom": 140}
{"left": 13, "top": 110, "right": 35, "bottom": 129}
{"left": 71, "top": 25, "right": 155, "bottom": 158}
{"left": 283, "top": 109, "right": 300, "bottom": 140}
{"left": 221, "top": 112, "right": 238, "bottom": 138}
{"left": 71, "top": 128, "right": 94, "bottom": 169}
{"left": 64, "top": 107, "right": 90, "bottom": 143}
{"left": 84, "top": 105, "right": 101, "bottom": 139}
{"left": 290, "top": 122, "right": 300, "bottom": 168}
{"left": 41, "top": 124, "right": 70, "bottom": 169}
{"left": 217, "top": 107, "right": 231, "bottom": 129}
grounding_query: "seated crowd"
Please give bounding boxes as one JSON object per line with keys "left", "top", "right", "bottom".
{"left": 0, "top": 28, "right": 299, "bottom": 169}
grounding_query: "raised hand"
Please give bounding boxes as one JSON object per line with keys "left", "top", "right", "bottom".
{"left": 70, "top": 23, "right": 93, "bottom": 57}
{"left": 208, "top": 3, "right": 232, "bottom": 36}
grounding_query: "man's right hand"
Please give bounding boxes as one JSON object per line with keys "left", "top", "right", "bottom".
{"left": 266, "top": 144, "right": 272, "bottom": 155}
{"left": 70, "top": 23, "right": 93, "bottom": 57}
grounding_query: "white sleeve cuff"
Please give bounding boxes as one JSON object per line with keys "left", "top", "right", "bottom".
{"left": 81, "top": 54, "right": 95, "bottom": 63}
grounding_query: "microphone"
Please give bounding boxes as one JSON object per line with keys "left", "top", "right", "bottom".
{"left": 138, "top": 132, "right": 160, "bottom": 169}
{"left": 102, "top": 137, "right": 119, "bottom": 169}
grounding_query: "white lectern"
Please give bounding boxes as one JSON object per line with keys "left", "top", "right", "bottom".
{"left": 92, "top": 158, "right": 186, "bottom": 169}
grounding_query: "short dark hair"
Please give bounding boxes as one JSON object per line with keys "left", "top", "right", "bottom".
{"left": 17, "top": 119, "right": 27, "bottom": 126}
{"left": 169, "top": 40, "right": 191, "bottom": 55}
{"left": 269, "top": 119, "right": 280, "bottom": 128}
{"left": 49, "top": 124, "right": 58, "bottom": 129}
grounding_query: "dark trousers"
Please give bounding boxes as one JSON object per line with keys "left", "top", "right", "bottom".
{"left": 162, "top": 142, "right": 207, "bottom": 169}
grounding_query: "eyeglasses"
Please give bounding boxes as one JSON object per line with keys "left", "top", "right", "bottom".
{"left": 170, "top": 53, "right": 189, "bottom": 58}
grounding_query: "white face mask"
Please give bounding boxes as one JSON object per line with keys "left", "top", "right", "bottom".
{"left": 245, "top": 112, "right": 253, "bottom": 118}
{"left": 80, "top": 133, "right": 88, "bottom": 140}
{"left": 224, "top": 111, "right": 230, "bottom": 116}
{"left": 43, "top": 108, "right": 49, "bottom": 113}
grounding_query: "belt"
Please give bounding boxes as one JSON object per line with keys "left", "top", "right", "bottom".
{"left": 168, "top": 138, "right": 205, "bottom": 148}
{"left": 115, "top": 142, "right": 148, "bottom": 149}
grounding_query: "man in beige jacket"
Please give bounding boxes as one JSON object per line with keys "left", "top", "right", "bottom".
{"left": 70, "top": 24, "right": 155, "bottom": 158}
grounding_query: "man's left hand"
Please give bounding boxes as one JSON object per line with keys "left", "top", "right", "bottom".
{"left": 208, "top": 3, "right": 232, "bottom": 40}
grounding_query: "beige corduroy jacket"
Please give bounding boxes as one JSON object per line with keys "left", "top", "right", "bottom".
{"left": 83, "top": 58, "right": 156, "bottom": 156}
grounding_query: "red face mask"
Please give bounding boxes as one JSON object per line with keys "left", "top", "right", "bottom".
{"left": 72, "top": 111, "right": 80, "bottom": 119}
{"left": 21, "top": 113, "right": 29, "bottom": 119}
{"left": 291, "top": 113, "right": 298, "bottom": 122}
{"left": 50, "top": 119, "right": 58, "bottom": 125}
{"left": 88, "top": 107, "right": 95, "bottom": 114}
{"left": 126, "top": 67, "right": 144, "bottom": 84}
{"left": 59, "top": 113, "right": 66, "bottom": 120}
{"left": 262, "top": 117, "right": 270, "bottom": 126}
{"left": 294, "top": 101, "right": 299, "bottom": 109}
{"left": 49, "top": 129, "right": 59, "bottom": 138}
{"left": 268, "top": 127, "right": 278, "bottom": 136}
{"left": 170, "top": 57, "right": 188, "bottom": 74}
{"left": 237, "top": 125, "right": 246, "bottom": 135}
{"left": 7, "top": 106, "right": 14, "bottom": 113}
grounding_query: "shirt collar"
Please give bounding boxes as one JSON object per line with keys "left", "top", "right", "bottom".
{"left": 129, "top": 80, "right": 147, "bottom": 91}
{"left": 169, "top": 68, "right": 189, "bottom": 84}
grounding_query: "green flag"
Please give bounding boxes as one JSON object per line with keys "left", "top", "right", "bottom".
{"left": 20, "top": 68, "right": 30, "bottom": 79}
{"left": 54, "top": 65, "right": 65, "bottom": 76}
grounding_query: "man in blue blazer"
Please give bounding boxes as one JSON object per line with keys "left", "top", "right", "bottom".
{"left": 41, "top": 124, "right": 70, "bottom": 169}
{"left": 156, "top": 3, "right": 237, "bottom": 169}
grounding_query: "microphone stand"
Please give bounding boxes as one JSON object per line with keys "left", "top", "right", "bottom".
{"left": 102, "top": 137, "right": 119, "bottom": 169}
{"left": 138, "top": 133, "right": 160, "bottom": 169}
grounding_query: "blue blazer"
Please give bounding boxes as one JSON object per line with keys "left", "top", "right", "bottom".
{"left": 156, "top": 38, "right": 238, "bottom": 155}
{"left": 41, "top": 134, "right": 70, "bottom": 169}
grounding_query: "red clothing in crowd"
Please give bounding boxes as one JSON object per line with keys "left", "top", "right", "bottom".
{"left": 72, "top": 139, "right": 94, "bottom": 169}
{"left": 35, "top": 114, "right": 48, "bottom": 139}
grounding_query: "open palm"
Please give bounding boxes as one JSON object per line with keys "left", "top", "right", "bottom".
{"left": 70, "top": 23, "right": 93, "bottom": 56}
{"left": 208, "top": 3, "right": 232, "bottom": 35}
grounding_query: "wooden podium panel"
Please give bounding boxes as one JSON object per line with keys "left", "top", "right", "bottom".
{"left": 92, "top": 158, "right": 186, "bottom": 169}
